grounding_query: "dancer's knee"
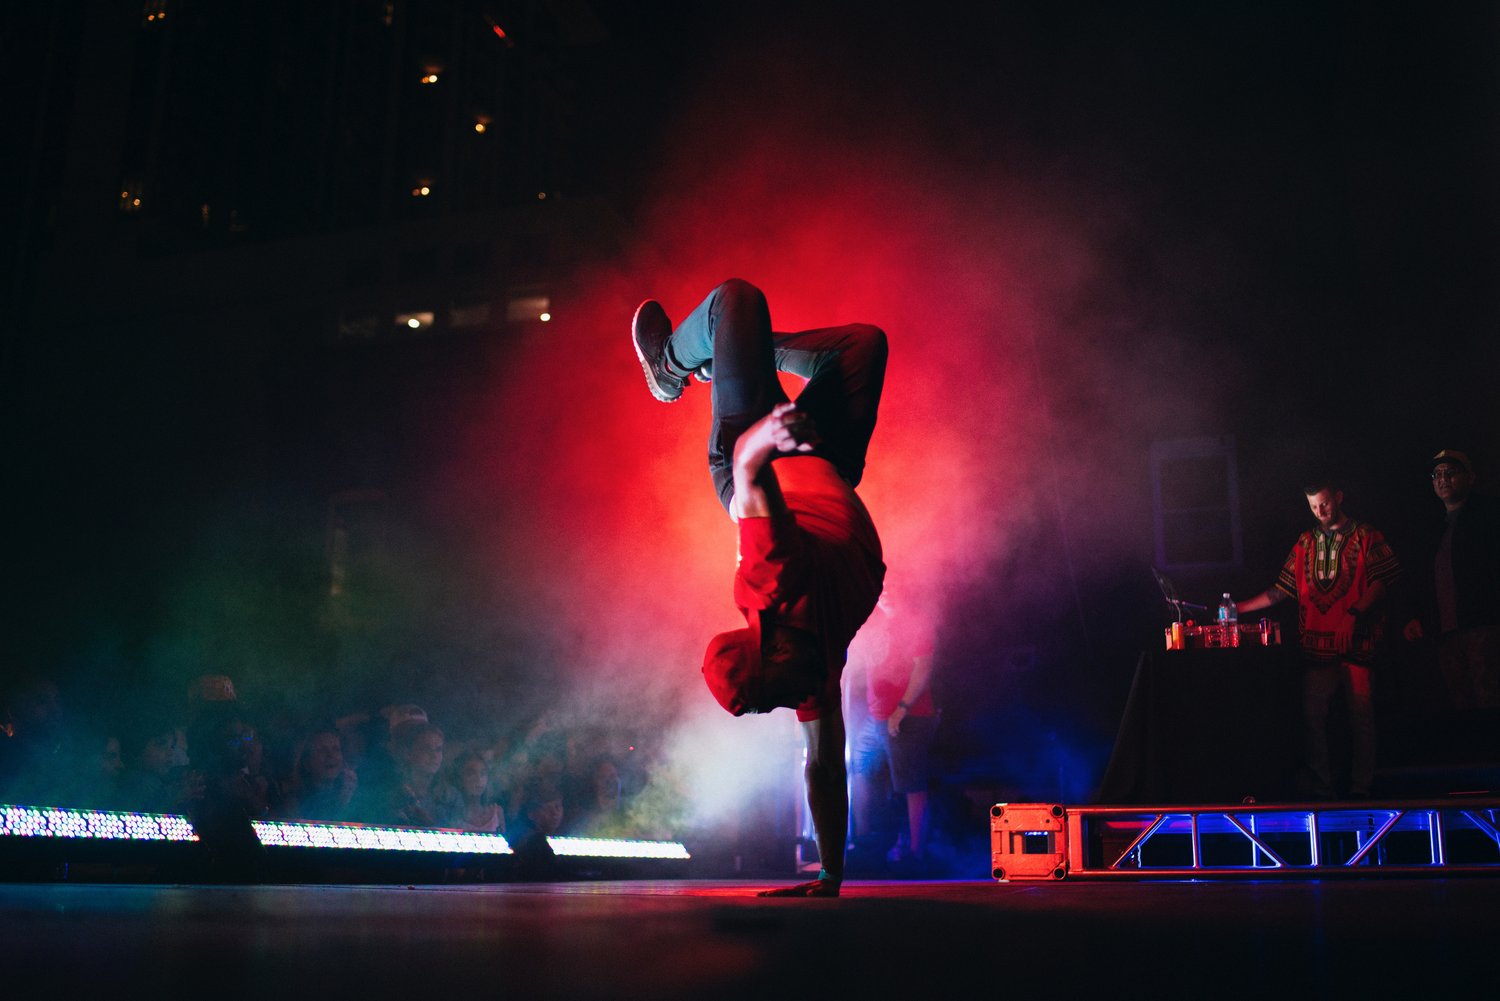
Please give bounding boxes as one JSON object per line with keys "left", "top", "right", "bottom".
{"left": 712, "top": 277, "right": 767, "bottom": 314}
{"left": 847, "top": 324, "right": 888, "bottom": 375}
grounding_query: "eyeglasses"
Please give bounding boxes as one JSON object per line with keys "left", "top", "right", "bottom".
{"left": 1432, "top": 469, "right": 1466, "bottom": 481}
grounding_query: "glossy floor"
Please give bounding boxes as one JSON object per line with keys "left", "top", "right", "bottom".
{"left": 3, "top": 875, "right": 1497, "bottom": 997}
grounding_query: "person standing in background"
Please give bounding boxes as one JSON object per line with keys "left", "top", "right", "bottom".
{"left": 1402, "top": 449, "right": 1500, "bottom": 758}
{"left": 850, "top": 586, "right": 938, "bottom": 874}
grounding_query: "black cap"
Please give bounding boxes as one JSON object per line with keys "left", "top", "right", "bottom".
{"left": 1431, "top": 449, "right": 1473, "bottom": 475}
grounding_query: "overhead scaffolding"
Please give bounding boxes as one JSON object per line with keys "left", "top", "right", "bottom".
{"left": 992, "top": 800, "right": 1500, "bottom": 880}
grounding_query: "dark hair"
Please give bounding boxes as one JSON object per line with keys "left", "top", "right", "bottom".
{"left": 293, "top": 726, "right": 344, "bottom": 778}
{"left": 121, "top": 720, "right": 177, "bottom": 764}
{"left": 452, "top": 749, "right": 488, "bottom": 775}
{"left": 1302, "top": 478, "right": 1341, "bottom": 497}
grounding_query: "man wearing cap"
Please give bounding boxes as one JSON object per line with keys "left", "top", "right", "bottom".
{"left": 1402, "top": 450, "right": 1500, "bottom": 720}
{"left": 1236, "top": 479, "right": 1400, "bottom": 799}
{"left": 633, "top": 278, "right": 887, "bottom": 897}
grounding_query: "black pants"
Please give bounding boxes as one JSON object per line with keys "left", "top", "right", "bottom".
{"left": 667, "top": 278, "right": 888, "bottom": 511}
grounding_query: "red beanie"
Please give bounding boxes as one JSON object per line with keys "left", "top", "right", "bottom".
{"left": 702, "top": 627, "right": 761, "bottom": 716}
{"left": 702, "top": 611, "right": 825, "bottom": 716}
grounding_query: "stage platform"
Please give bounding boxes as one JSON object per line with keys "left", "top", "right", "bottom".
{"left": 4, "top": 875, "right": 1498, "bottom": 996}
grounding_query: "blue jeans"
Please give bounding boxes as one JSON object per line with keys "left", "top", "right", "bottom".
{"left": 666, "top": 279, "right": 888, "bottom": 511}
{"left": 854, "top": 714, "right": 939, "bottom": 794}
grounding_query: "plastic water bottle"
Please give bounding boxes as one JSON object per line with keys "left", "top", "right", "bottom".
{"left": 1219, "top": 593, "right": 1238, "bottom": 645}
{"left": 1218, "top": 593, "right": 1237, "bottom": 625}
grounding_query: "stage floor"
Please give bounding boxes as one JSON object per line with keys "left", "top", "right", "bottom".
{"left": 4, "top": 876, "right": 1498, "bottom": 996}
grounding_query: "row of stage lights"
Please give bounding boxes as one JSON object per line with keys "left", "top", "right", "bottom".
{"left": 1, "top": 803, "right": 689, "bottom": 861}
{"left": 2, "top": 804, "right": 198, "bottom": 842}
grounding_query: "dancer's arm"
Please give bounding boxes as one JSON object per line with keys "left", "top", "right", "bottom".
{"left": 730, "top": 403, "right": 818, "bottom": 521}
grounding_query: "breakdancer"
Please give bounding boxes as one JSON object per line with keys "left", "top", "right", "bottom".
{"left": 632, "top": 278, "right": 887, "bottom": 897}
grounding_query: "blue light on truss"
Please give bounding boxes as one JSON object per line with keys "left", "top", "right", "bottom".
{"left": 1, "top": 804, "right": 199, "bottom": 842}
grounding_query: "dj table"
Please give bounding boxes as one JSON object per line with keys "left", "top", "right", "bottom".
{"left": 1095, "top": 644, "right": 1302, "bottom": 804}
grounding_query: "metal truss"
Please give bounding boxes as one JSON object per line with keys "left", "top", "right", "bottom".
{"left": 991, "top": 800, "right": 1500, "bottom": 880}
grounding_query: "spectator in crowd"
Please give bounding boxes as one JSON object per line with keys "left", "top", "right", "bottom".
{"left": 95, "top": 733, "right": 126, "bottom": 799}
{"left": 350, "top": 703, "right": 428, "bottom": 808}
{"left": 523, "top": 717, "right": 569, "bottom": 782}
{"left": 47, "top": 728, "right": 127, "bottom": 809}
{"left": 334, "top": 710, "right": 374, "bottom": 774}
{"left": 375, "top": 720, "right": 459, "bottom": 827}
{"left": 497, "top": 739, "right": 541, "bottom": 820}
{"left": 182, "top": 675, "right": 240, "bottom": 765}
{"left": 216, "top": 717, "right": 275, "bottom": 818}
{"left": 0, "top": 670, "right": 692, "bottom": 870}
{"left": 502, "top": 717, "right": 566, "bottom": 820}
{"left": 566, "top": 754, "right": 628, "bottom": 837}
{"left": 445, "top": 750, "right": 505, "bottom": 834}
{"left": 561, "top": 726, "right": 606, "bottom": 815}
{"left": 0, "top": 673, "right": 67, "bottom": 803}
{"left": 509, "top": 776, "right": 566, "bottom": 879}
{"left": 116, "top": 715, "right": 204, "bottom": 814}
{"left": 191, "top": 713, "right": 274, "bottom": 880}
{"left": 279, "top": 725, "right": 359, "bottom": 822}
{"left": 475, "top": 729, "right": 516, "bottom": 806}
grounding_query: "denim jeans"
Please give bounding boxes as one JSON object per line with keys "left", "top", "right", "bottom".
{"left": 667, "top": 279, "right": 888, "bottom": 511}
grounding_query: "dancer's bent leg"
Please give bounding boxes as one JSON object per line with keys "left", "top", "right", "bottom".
{"left": 666, "top": 279, "right": 887, "bottom": 512}
{"left": 668, "top": 279, "right": 788, "bottom": 511}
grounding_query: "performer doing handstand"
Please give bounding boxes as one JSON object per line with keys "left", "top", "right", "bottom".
{"left": 632, "top": 278, "right": 887, "bottom": 897}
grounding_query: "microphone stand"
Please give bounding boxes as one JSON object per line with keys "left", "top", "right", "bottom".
{"left": 1165, "top": 597, "right": 1209, "bottom": 624}
{"left": 1152, "top": 567, "right": 1209, "bottom": 623}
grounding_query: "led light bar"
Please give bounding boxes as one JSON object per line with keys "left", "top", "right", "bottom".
{"left": 1, "top": 804, "right": 199, "bottom": 842}
{"left": 250, "top": 819, "right": 513, "bottom": 855}
{"left": 546, "top": 836, "right": 691, "bottom": 860}
{"left": 247, "top": 820, "right": 689, "bottom": 860}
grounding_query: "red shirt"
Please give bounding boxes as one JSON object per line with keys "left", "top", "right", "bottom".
{"left": 733, "top": 457, "right": 885, "bottom": 721}
{"left": 1275, "top": 521, "right": 1400, "bottom": 664}
{"left": 858, "top": 605, "right": 937, "bottom": 720}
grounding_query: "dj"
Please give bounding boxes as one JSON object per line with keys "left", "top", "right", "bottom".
{"left": 1235, "top": 480, "right": 1399, "bottom": 799}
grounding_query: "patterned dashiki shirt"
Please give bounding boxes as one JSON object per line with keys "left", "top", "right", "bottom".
{"left": 1275, "top": 522, "right": 1400, "bottom": 664}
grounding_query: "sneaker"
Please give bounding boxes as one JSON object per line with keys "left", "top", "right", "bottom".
{"left": 631, "top": 299, "right": 686, "bottom": 403}
{"left": 693, "top": 361, "right": 713, "bottom": 384}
